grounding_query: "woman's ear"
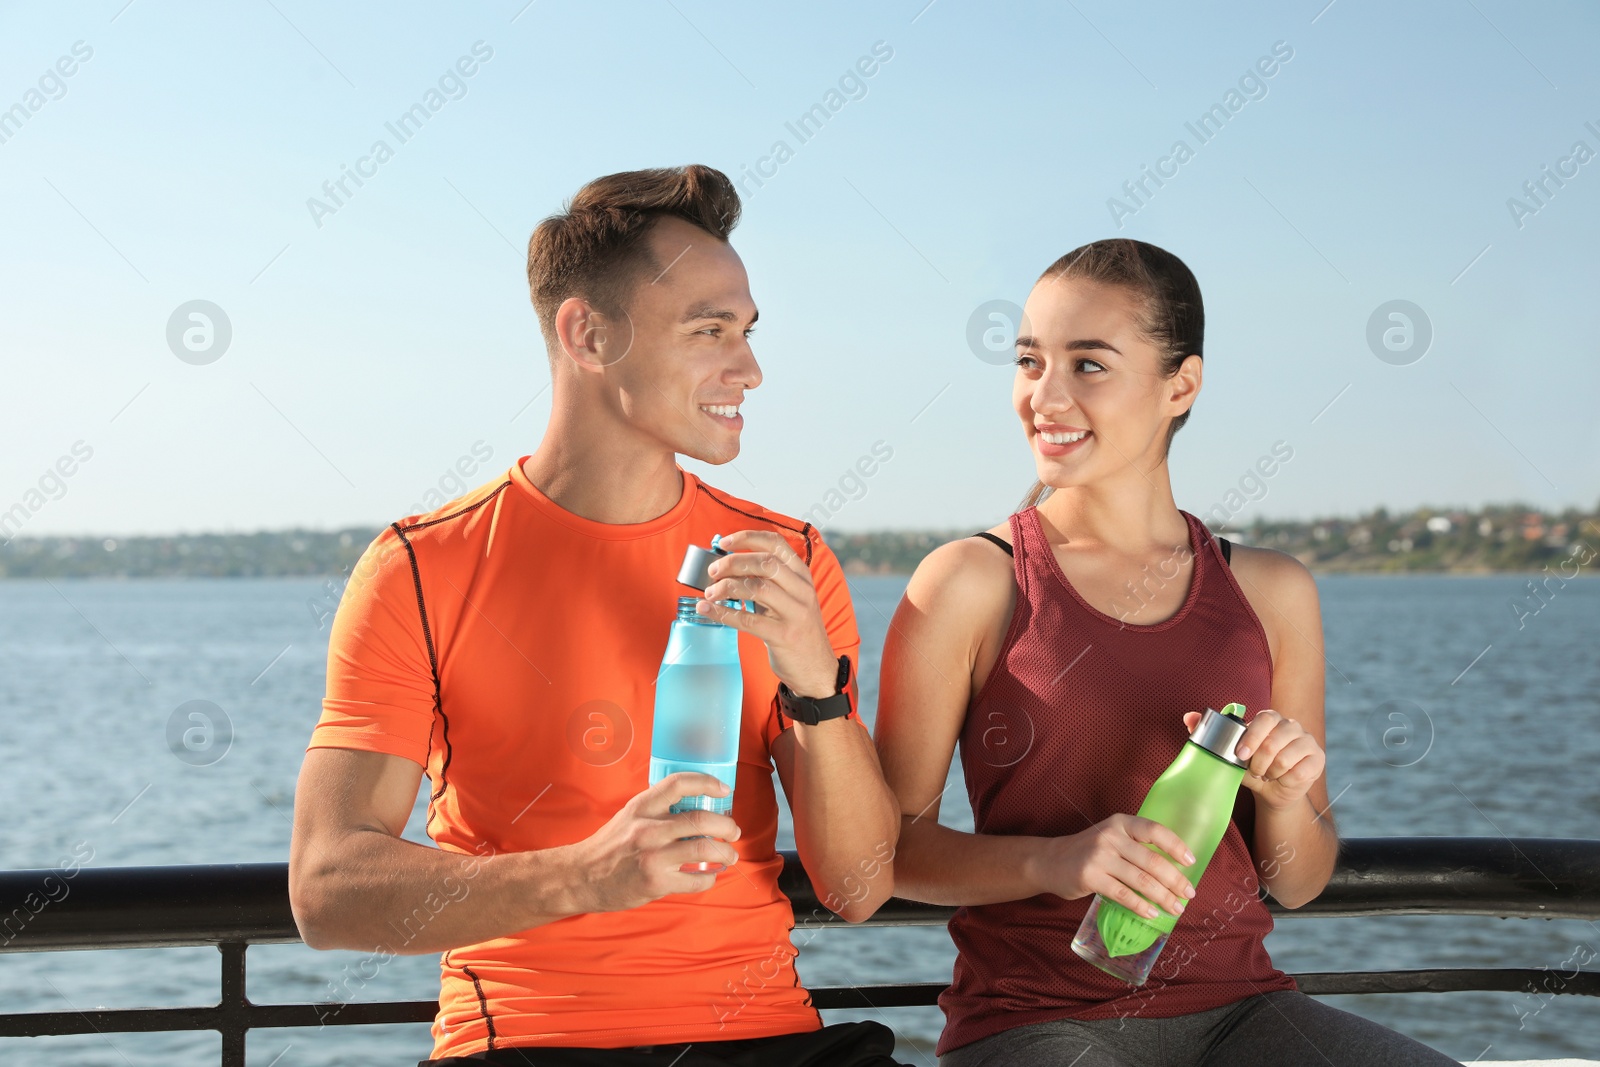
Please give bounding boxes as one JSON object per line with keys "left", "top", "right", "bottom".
{"left": 1166, "top": 352, "right": 1202, "bottom": 416}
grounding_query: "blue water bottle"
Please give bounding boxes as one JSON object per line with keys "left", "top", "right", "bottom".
{"left": 649, "top": 537, "right": 745, "bottom": 872}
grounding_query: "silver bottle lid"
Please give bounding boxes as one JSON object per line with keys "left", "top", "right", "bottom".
{"left": 1188, "top": 704, "right": 1250, "bottom": 768}
{"left": 676, "top": 536, "right": 728, "bottom": 591}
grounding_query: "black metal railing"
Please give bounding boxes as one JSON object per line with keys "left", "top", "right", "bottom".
{"left": 3, "top": 837, "right": 1599, "bottom": 1065}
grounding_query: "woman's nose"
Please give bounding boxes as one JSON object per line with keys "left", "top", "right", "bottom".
{"left": 1032, "top": 377, "right": 1076, "bottom": 415}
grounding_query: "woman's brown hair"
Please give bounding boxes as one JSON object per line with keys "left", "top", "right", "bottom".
{"left": 1018, "top": 238, "right": 1204, "bottom": 510}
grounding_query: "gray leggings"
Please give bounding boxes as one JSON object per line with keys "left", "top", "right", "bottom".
{"left": 937, "top": 991, "right": 1460, "bottom": 1067}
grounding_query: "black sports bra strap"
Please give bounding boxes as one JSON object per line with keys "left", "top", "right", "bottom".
{"left": 1218, "top": 536, "right": 1232, "bottom": 565}
{"left": 972, "top": 531, "right": 1014, "bottom": 557}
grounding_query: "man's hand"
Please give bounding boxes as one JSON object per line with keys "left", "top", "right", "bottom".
{"left": 696, "top": 529, "right": 841, "bottom": 698}
{"left": 568, "top": 772, "right": 743, "bottom": 913}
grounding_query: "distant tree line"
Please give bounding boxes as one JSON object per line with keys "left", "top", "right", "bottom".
{"left": 1, "top": 502, "right": 1594, "bottom": 579}
{"left": 822, "top": 503, "right": 1596, "bottom": 575}
{"left": 0, "top": 528, "right": 377, "bottom": 579}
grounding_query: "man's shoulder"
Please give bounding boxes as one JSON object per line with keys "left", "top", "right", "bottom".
{"left": 691, "top": 477, "right": 828, "bottom": 566}
{"left": 344, "top": 471, "right": 515, "bottom": 593}
{"left": 392, "top": 471, "right": 515, "bottom": 537}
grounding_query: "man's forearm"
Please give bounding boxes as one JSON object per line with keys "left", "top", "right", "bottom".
{"left": 291, "top": 829, "right": 587, "bottom": 954}
{"left": 1252, "top": 794, "right": 1339, "bottom": 909}
{"left": 787, "top": 719, "right": 901, "bottom": 921}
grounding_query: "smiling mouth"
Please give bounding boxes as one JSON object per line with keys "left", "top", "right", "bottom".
{"left": 1040, "top": 430, "right": 1089, "bottom": 444}
{"left": 700, "top": 404, "right": 741, "bottom": 422}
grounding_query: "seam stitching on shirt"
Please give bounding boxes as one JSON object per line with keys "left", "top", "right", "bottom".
{"left": 694, "top": 483, "right": 815, "bottom": 566}
{"left": 459, "top": 960, "right": 498, "bottom": 1050}
{"left": 398, "top": 481, "right": 511, "bottom": 533}
{"left": 391, "top": 522, "right": 452, "bottom": 809}
{"left": 384, "top": 488, "right": 507, "bottom": 817}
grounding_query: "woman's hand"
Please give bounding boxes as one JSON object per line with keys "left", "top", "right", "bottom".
{"left": 1183, "top": 708, "right": 1325, "bottom": 814}
{"left": 1027, "top": 813, "right": 1198, "bottom": 920}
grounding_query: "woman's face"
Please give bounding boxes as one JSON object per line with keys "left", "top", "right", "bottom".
{"left": 1012, "top": 276, "right": 1199, "bottom": 489}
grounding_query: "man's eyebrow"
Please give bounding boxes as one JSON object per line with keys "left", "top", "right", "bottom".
{"left": 1014, "top": 335, "right": 1121, "bottom": 355}
{"left": 680, "top": 304, "right": 759, "bottom": 326}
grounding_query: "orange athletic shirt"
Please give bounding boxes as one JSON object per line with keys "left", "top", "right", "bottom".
{"left": 308, "top": 458, "right": 864, "bottom": 1059}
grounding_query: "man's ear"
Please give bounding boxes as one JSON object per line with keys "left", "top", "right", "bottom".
{"left": 554, "top": 296, "right": 633, "bottom": 371}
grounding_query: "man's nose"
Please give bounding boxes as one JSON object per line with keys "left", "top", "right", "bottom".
{"left": 731, "top": 341, "right": 762, "bottom": 390}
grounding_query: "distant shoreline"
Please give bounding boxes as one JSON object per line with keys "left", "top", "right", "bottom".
{"left": 2, "top": 504, "right": 1593, "bottom": 580}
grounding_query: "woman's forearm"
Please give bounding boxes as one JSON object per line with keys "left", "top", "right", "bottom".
{"left": 1252, "top": 794, "right": 1339, "bottom": 908}
{"left": 894, "top": 814, "right": 1055, "bottom": 906}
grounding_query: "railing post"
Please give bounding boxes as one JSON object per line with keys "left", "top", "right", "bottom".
{"left": 218, "top": 941, "right": 249, "bottom": 1067}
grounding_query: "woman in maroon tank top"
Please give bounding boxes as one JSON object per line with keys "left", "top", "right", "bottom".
{"left": 874, "top": 241, "right": 1457, "bottom": 1065}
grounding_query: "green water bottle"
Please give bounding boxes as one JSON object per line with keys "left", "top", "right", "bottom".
{"left": 1070, "top": 702, "right": 1251, "bottom": 985}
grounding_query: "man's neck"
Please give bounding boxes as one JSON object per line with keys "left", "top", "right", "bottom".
{"left": 523, "top": 410, "right": 687, "bottom": 526}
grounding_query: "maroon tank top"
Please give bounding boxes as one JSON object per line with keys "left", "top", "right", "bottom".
{"left": 936, "top": 505, "right": 1297, "bottom": 1058}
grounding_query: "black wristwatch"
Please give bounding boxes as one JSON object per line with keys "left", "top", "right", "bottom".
{"left": 777, "top": 654, "right": 853, "bottom": 726}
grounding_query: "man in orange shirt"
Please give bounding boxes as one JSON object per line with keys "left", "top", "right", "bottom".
{"left": 289, "top": 165, "right": 908, "bottom": 1066}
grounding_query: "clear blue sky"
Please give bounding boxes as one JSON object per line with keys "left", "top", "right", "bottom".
{"left": 3, "top": 0, "right": 1597, "bottom": 537}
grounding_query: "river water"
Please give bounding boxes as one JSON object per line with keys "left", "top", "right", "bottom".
{"left": 1, "top": 573, "right": 1596, "bottom": 1064}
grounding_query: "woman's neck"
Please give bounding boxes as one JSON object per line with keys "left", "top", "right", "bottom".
{"left": 1033, "top": 473, "right": 1187, "bottom": 552}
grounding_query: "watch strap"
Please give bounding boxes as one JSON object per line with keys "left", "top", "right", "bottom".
{"left": 777, "top": 654, "right": 853, "bottom": 726}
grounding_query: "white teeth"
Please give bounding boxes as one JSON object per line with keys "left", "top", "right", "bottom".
{"left": 700, "top": 404, "right": 739, "bottom": 418}
{"left": 1042, "top": 430, "right": 1088, "bottom": 444}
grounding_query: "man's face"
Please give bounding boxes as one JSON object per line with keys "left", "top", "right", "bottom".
{"left": 594, "top": 216, "right": 762, "bottom": 464}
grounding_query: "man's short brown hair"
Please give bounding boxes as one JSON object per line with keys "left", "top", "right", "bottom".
{"left": 527, "top": 165, "right": 741, "bottom": 347}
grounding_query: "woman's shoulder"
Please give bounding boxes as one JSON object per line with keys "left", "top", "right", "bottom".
{"left": 1222, "top": 540, "right": 1322, "bottom": 639}
{"left": 917, "top": 523, "right": 1014, "bottom": 576}
{"left": 904, "top": 525, "right": 1016, "bottom": 619}
{"left": 1224, "top": 540, "right": 1316, "bottom": 595}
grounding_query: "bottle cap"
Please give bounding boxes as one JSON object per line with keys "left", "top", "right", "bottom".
{"left": 1189, "top": 702, "right": 1250, "bottom": 768}
{"left": 677, "top": 535, "right": 729, "bottom": 591}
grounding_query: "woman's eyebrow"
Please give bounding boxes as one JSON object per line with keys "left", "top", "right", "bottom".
{"left": 1013, "top": 335, "right": 1122, "bottom": 355}
{"left": 1067, "top": 337, "right": 1121, "bottom": 355}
